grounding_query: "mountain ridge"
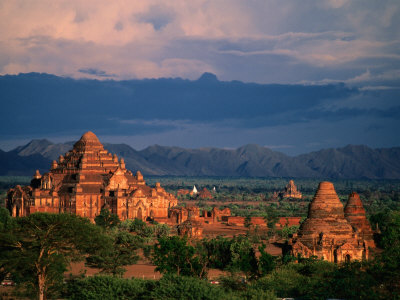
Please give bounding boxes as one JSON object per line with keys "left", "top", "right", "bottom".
{"left": 1, "top": 140, "right": 400, "bottom": 179}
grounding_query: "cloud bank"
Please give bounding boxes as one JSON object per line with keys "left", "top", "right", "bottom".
{"left": 0, "top": 0, "right": 399, "bottom": 85}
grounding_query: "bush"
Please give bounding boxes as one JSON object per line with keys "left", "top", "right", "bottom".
{"left": 151, "top": 275, "right": 226, "bottom": 300}
{"left": 253, "top": 265, "right": 308, "bottom": 298}
{"left": 65, "top": 275, "right": 154, "bottom": 300}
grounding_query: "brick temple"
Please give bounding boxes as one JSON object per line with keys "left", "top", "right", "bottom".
{"left": 6, "top": 131, "right": 178, "bottom": 221}
{"left": 289, "top": 182, "right": 375, "bottom": 262}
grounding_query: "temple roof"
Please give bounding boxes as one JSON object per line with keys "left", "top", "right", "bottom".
{"left": 73, "top": 131, "right": 104, "bottom": 152}
{"left": 297, "top": 181, "right": 354, "bottom": 246}
{"left": 308, "top": 181, "right": 345, "bottom": 219}
{"left": 344, "top": 192, "right": 365, "bottom": 216}
{"left": 81, "top": 131, "right": 99, "bottom": 141}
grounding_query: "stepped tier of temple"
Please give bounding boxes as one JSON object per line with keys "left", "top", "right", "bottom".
{"left": 289, "top": 181, "right": 375, "bottom": 262}
{"left": 6, "top": 132, "right": 178, "bottom": 221}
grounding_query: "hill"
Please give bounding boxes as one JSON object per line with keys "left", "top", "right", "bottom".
{"left": 2, "top": 140, "right": 400, "bottom": 179}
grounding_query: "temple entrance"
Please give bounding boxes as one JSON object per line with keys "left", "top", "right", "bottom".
{"left": 333, "top": 249, "right": 338, "bottom": 263}
{"left": 137, "top": 207, "right": 143, "bottom": 220}
{"left": 345, "top": 254, "right": 351, "bottom": 263}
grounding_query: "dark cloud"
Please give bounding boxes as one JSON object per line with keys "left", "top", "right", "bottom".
{"left": 78, "top": 68, "right": 115, "bottom": 77}
{"left": 135, "top": 5, "right": 175, "bottom": 31}
{"left": 1, "top": 73, "right": 399, "bottom": 154}
{"left": 114, "top": 21, "right": 124, "bottom": 31}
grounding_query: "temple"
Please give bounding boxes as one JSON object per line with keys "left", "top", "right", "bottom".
{"left": 282, "top": 180, "right": 302, "bottom": 199}
{"left": 273, "top": 180, "right": 302, "bottom": 200}
{"left": 288, "top": 182, "right": 375, "bottom": 263}
{"left": 6, "top": 131, "right": 178, "bottom": 221}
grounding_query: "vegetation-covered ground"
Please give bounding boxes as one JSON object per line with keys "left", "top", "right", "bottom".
{"left": 1, "top": 176, "right": 400, "bottom": 299}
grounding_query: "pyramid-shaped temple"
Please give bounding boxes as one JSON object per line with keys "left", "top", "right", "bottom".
{"left": 289, "top": 182, "right": 375, "bottom": 262}
{"left": 6, "top": 132, "right": 178, "bottom": 221}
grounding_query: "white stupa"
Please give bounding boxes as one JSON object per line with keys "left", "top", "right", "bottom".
{"left": 192, "top": 185, "right": 198, "bottom": 194}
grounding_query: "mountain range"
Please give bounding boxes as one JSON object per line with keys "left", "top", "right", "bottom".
{"left": 1, "top": 139, "right": 400, "bottom": 179}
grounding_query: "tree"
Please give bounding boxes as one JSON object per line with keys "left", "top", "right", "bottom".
{"left": 369, "top": 211, "right": 400, "bottom": 297}
{"left": 244, "top": 215, "right": 252, "bottom": 228}
{"left": 120, "top": 218, "right": 154, "bottom": 238}
{"left": 258, "top": 244, "right": 275, "bottom": 276}
{"left": 153, "top": 223, "right": 170, "bottom": 238}
{"left": 0, "top": 207, "right": 15, "bottom": 282}
{"left": 95, "top": 207, "right": 120, "bottom": 230}
{"left": 0, "top": 213, "right": 107, "bottom": 300}
{"left": 151, "top": 236, "right": 206, "bottom": 278}
{"left": 229, "top": 236, "right": 258, "bottom": 278}
{"left": 86, "top": 231, "right": 140, "bottom": 276}
{"left": 202, "top": 236, "right": 233, "bottom": 270}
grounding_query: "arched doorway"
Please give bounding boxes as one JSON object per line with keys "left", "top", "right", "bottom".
{"left": 137, "top": 207, "right": 143, "bottom": 220}
{"left": 345, "top": 254, "right": 351, "bottom": 263}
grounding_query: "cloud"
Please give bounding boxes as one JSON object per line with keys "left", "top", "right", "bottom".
{"left": 78, "top": 68, "right": 115, "bottom": 77}
{"left": 135, "top": 5, "right": 175, "bottom": 31}
{"left": 0, "top": 0, "right": 399, "bottom": 85}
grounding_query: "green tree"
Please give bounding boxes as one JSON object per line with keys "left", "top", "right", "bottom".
{"left": 229, "top": 236, "right": 258, "bottom": 278}
{"left": 202, "top": 236, "right": 233, "bottom": 270}
{"left": 0, "top": 207, "right": 15, "bottom": 282}
{"left": 151, "top": 274, "right": 225, "bottom": 300}
{"left": 0, "top": 213, "right": 107, "bottom": 300}
{"left": 258, "top": 244, "right": 275, "bottom": 277}
{"left": 66, "top": 275, "right": 154, "bottom": 300}
{"left": 244, "top": 215, "right": 252, "bottom": 228}
{"left": 151, "top": 236, "right": 206, "bottom": 278}
{"left": 86, "top": 231, "right": 140, "bottom": 276}
{"left": 369, "top": 210, "right": 400, "bottom": 297}
{"left": 94, "top": 207, "right": 120, "bottom": 230}
{"left": 121, "top": 218, "right": 154, "bottom": 238}
{"left": 153, "top": 223, "right": 170, "bottom": 238}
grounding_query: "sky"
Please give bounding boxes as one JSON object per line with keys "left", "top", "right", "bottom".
{"left": 0, "top": 0, "right": 399, "bottom": 155}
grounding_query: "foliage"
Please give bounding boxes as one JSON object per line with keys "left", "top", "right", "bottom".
{"left": 66, "top": 274, "right": 226, "bottom": 300}
{"left": 202, "top": 236, "right": 233, "bottom": 270}
{"left": 229, "top": 236, "right": 258, "bottom": 277}
{"left": 0, "top": 207, "right": 15, "bottom": 232}
{"left": 0, "top": 207, "right": 14, "bottom": 282}
{"left": 95, "top": 207, "right": 120, "bottom": 230}
{"left": 244, "top": 215, "right": 251, "bottom": 228}
{"left": 65, "top": 275, "right": 154, "bottom": 300}
{"left": 151, "top": 236, "right": 207, "bottom": 278}
{"left": 0, "top": 213, "right": 107, "bottom": 300}
{"left": 153, "top": 223, "right": 170, "bottom": 238}
{"left": 258, "top": 244, "right": 275, "bottom": 276}
{"left": 86, "top": 231, "right": 140, "bottom": 276}
{"left": 368, "top": 210, "right": 400, "bottom": 297}
{"left": 120, "top": 218, "right": 154, "bottom": 238}
{"left": 151, "top": 274, "right": 225, "bottom": 300}
{"left": 277, "top": 225, "right": 299, "bottom": 240}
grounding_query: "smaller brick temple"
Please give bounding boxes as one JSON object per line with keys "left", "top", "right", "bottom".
{"left": 288, "top": 182, "right": 375, "bottom": 263}
{"left": 283, "top": 180, "right": 302, "bottom": 199}
{"left": 6, "top": 131, "right": 178, "bottom": 221}
{"left": 273, "top": 180, "right": 302, "bottom": 200}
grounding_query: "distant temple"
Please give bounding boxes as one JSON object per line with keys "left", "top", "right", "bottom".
{"left": 6, "top": 132, "right": 178, "bottom": 221}
{"left": 288, "top": 182, "right": 375, "bottom": 263}
{"left": 273, "top": 180, "right": 302, "bottom": 200}
{"left": 198, "top": 187, "right": 212, "bottom": 199}
{"left": 282, "top": 180, "right": 302, "bottom": 199}
{"left": 191, "top": 185, "right": 198, "bottom": 195}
